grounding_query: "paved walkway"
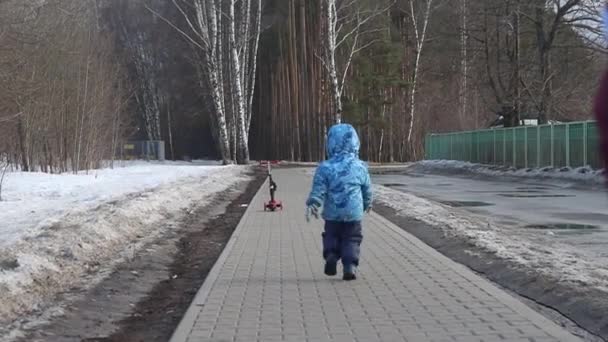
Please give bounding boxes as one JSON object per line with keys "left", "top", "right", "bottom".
{"left": 171, "top": 169, "right": 580, "bottom": 342}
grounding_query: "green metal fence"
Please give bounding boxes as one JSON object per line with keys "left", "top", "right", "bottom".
{"left": 425, "top": 121, "right": 601, "bottom": 169}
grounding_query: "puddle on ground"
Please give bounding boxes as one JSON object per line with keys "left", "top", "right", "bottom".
{"left": 497, "top": 220, "right": 519, "bottom": 226}
{"left": 554, "top": 213, "right": 608, "bottom": 222}
{"left": 516, "top": 186, "right": 553, "bottom": 191}
{"left": 470, "top": 190, "right": 544, "bottom": 194}
{"left": 525, "top": 223, "right": 601, "bottom": 236}
{"left": 401, "top": 173, "right": 425, "bottom": 178}
{"left": 499, "top": 194, "right": 574, "bottom": 198}
{"left": 382, "top": 183, "right": 407, "bottom": 187}
{"left": 440, "top": 200, "right": 494, "bottom": 207}
{"left": 525, "top": 223, "right": 599, "bottom": 230}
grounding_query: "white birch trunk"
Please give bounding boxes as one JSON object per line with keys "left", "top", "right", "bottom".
{"left": 407, "top": 0, "right": 433, "bottom": 147}
{"left": 322, "top": 0, "right": 389, "bottom": 125}
{"left": 228, "top": 0, "right": 250, "bottom": 164}
{"left": 197, "top": 0, "right": 231, "bottom": 164}
{"left": 246, "top": 0, "right": 261, "bottom": 134}
{"left": 169, "top": 0, "right": 261, "bottom": 164}
{"left": 325, "top": 0, "right": 342, "bottom": 123}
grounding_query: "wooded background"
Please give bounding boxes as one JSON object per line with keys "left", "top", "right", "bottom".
{"left": 0, "top": 0, "right": 604, "bottom": 170}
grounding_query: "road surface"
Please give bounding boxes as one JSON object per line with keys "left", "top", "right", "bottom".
{"left": 373, "top": 170, "right": 608, "bottom": 271}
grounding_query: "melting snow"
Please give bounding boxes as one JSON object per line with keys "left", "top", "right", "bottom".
{"left": 0, "top": 161, "right": 247, "bottom": 331}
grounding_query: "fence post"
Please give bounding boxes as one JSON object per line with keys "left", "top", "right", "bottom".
{"left": 583, "top": 121, "right": 588, "bottom": 166}
{"left": 471, "top": 132, "right": 474, "bottom": 162}
{"left": 524, "top": 127, "right": 528, "bottom": 168}
{"left": 476, "top": 132, "right": 480, "bottom": 163}
{"left": 537, "top": 125, "right": 541, "bottom": 168}
{"left": 550, "top": 124, "right": 555, "bottom": 167}
{"left": 512, "top": 128, "right": 516, "bottom": 167}
{"left": 450, "top": 134, "right": 454, "bottom": 160}
{"left": 493, "top": 129, "right": 496, "bottom": 165}
{"left": 565, "top": 123, "right": 570, "bottom": 167}
{"left": 503, "top": 129, "right": 506, "bottom": 165}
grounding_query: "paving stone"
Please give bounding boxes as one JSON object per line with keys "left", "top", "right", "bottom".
{"left": 171, "top": 169, "right": 581, "bottom": 342}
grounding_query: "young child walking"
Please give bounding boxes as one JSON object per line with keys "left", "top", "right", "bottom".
{"left": 306, "top": 123, "right": 373, "bottom": 281}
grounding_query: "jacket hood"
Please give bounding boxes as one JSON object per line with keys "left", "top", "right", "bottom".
{"left": 326, "top": 124, "right": 360, "bottom": 158}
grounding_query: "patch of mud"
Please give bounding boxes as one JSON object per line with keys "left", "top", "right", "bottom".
{"left": 401, "top": 173, "right": 425, "bottom": 178}
{"left": 517, "top": 186, "right": 555, "bottom": 191}
{"left": 525, "top": 224, "right": 599, "bottom": 230}
{"left": 375, "top": 204, "right": 608, "bottom": 342}
{"left": 0, "top": 257, "right": 19, "bottom": 271}
{"left": 382, "top": 183, "right": 408, "bottom": 188}
{"left": 499, "top": 193, "right": 575, "bottom": 198}
{"left": 469, "top": 190, "right": 545, "bottom": 194}
{"left": 554, "top": 213, "right": 608, "bottom": 223}
{"left": 439, "top": 200, "right": 494, "bottom": 208}
{"left": 16, "top": 170, "right": 266, "bottom": 342}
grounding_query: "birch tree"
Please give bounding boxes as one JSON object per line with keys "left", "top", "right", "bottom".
{"left": 227, "top": 0, "right": 262, "bottom": 164}
{"left": 163, "top": 0, "right": 231, "bottom": 164}
{"left": 405, "top": 0, "right": 436, "bottom": 151}
{"left": 321, "top": 0, "right": 393, "bottom": 124}
{"left": 155, "top": 0, "right": 262, "bottom": 164}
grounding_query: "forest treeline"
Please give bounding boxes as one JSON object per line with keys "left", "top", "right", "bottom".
{"left": 0, "top": 0, "right": 604, "bottom": 170}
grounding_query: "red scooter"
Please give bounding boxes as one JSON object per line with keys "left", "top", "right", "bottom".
{"left": 264, "top": 163, "right": 283, "bottom": 211}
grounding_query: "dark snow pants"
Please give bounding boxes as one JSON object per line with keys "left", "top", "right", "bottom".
{"left": 322, "top": 221, "right": 363, "bottom": 267}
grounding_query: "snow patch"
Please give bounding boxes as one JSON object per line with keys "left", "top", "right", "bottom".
{"left": 0, "top": 162, "right": 248, "bottom": 332}
{"left": 0, "top": 161, "right": 231, "bottom": 247}
{"left": 418, "top": 160, "right": 605, "bottom": 185}
{"left": 374, "top": 184, "right": 608, "bottom": 292}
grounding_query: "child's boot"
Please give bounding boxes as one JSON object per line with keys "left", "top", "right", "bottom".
{"left": 343, "top": 264, "right": 357, "bottom": 281}
{"left": 324, "top": 254, "right": 338, "bottom": 276}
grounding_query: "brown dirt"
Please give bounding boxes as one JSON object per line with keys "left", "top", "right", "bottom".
{"left": 103, "top": 170, "right": 265, "bottom": 342}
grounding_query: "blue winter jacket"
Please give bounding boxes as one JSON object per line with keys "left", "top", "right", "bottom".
{"left": 306, "top": 124, "right": 373, "bottom": 222}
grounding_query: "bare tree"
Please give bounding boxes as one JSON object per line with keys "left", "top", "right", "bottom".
{"left": 152, "top": 0, "right": 262, "bottom": 164}
{"left": 321, "top": 0, "right": 393, "bottom": 123}
{"left": 478, "top": 0, "right": 523, "bottom": 127}
{"left": 228, "top": 0, "right": 262, "bottom": 164}
{"left": 527, "top": 0, "right": 602, "bottom": 123}
{"left": 159, "top": 0, "right": 232, "bottom": 164}
{"left": 405, "top": 0, "right": 436, "bottom": 153}
{"left": 0, "top": 0, "right": 128, "bottom": 173}
{"left": 113, "top": 0, "right": 164, "bottom": 141}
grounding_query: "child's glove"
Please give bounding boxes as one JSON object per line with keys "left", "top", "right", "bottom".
{"left": 305, "top": 204, "right": 319, "bottom": 222}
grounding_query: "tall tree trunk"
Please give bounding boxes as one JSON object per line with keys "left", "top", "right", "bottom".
{"left": 324, "top": 0, "right": 342, "bottom": 123}
{"left": 167, "top": 105, "right": 175, "bottom": 160}
{"left": 17, "top": 118, "right": 30, "bottom": 172}
{"left": 459, "top": 0, "right": 468, "bottom": 129}
{"left": 407, "top": 0, "right": 434, "bottom": 160}
{"left": 228, "top": 0, "right": 249, "bottom": 164}
{"left": 245, "top": 0, "right": 262, "bottom": 134}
